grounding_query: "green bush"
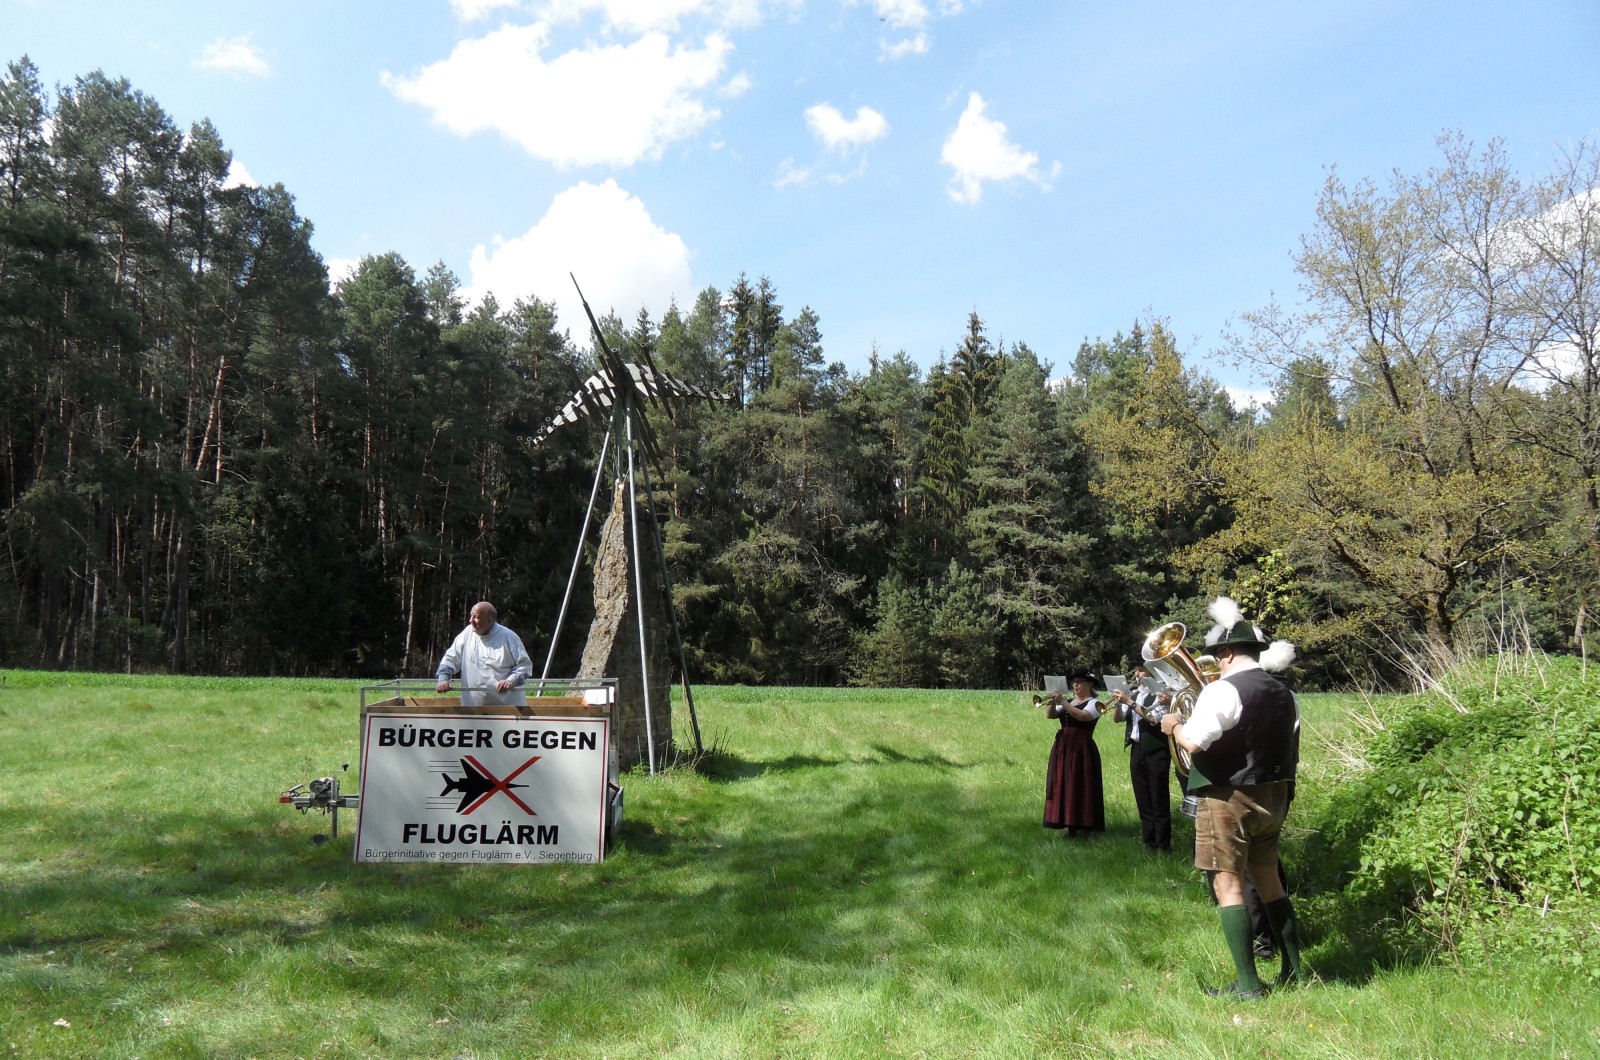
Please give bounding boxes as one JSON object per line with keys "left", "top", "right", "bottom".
{"left": 1299, "top": 656, "right": 1600, "bottom": 976}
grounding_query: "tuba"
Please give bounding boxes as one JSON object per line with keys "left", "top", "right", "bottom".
{"left": 1140, "top": 621, "right": 1216, "bottom": 781}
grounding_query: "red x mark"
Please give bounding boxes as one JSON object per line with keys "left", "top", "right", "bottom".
{"left": 460, "top": 754, "right": 540, "bottom": 816}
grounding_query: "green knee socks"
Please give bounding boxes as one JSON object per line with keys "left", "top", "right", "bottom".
{"left": 1219, "top": 904, "right": 1263, "bottom": 992}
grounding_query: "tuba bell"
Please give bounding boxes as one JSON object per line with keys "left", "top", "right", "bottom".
{"left": 1140, "top": 621, "right": 1215, "bottom": 781}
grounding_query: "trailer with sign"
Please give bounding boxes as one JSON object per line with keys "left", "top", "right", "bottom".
{"left": 280, "top": 678, "right": 621, "bottom": 862}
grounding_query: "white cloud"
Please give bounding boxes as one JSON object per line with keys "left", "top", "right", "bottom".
{"left": 772, "top": 156, "right": 869, "bottom": 189}
{"left": 222, "top": 159, "right": 256, "bottom": 189}
{"left": 1490, "top": 189, "right": 1600, "bottom": 390}
{"left": 826, "top": 159, "right": 869, "bottom": 185}
{"left": 1226, "top": 385, "right": 1273, "bottom": 414}
{"left": 451, "top": 0, "right": 523, "bottom": 20}
{"left": 940, "top": 92, "right": 1058, "bottom": 205}
{"left": 720, "top": 71, "right": 753, "bottom": 98}
{"left": 382, "top": 24, "right": 733, "bottom": 168}
{"left": 194, "top": 36, "right": 272, "bottom": 79}
{"left": 846, "top": 0, "right": 958, "bottom": 57}
{"left": 775, "top": 105, "right": 885, "bottom": 187}
{"left": 804, "top": 103, "right": 888, "bottom": 153}
{"left": 1512, "top": 334, "right": 1593, "bottom": 392}
{"left": 451, "top": 0, "right": 524, "bottom": 19}
{"left": 870, "top": 0, "right": 929, "bottom": 30}
{"left": 854, "top": 0, "right": 962, "bottom": 30}
{"left": 326, "top": 257, "right": 361, "bottom": 289}
{"left": 880, "top": 34, "right": 928, "bottom": 60}
{"left": 773, "top": 159, "right": 814, "bottom": 188}
{"left": 534, "top": 0, "right": 773, "bottom": 34}
{"left": 465, "top": 180, "right": 693, "bottom": 341}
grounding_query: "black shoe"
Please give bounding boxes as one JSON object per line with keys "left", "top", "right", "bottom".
{"left": 1205, "top": 980, "right": 1266, "bottom": 1000}
{"left": 1253, "top": 940, "right": 1276, "bottom": 960}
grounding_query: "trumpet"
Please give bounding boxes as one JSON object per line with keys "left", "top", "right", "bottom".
{"left": 1033, "top": 691, "right": 1110, "bottom": 718}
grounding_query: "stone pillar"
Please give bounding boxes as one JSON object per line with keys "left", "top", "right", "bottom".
{"left": 577, "top": 479, "right": 673, "bottom": 772}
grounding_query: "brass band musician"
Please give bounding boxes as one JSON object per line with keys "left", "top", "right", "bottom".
{"left": 1110, "top": 665, "right": 1174, "bottom": 853}
{"left": 1041, "top": 670, "right": 1106, "bottom": 836}
{"left": 1159, "top": 598, "right": 1307, "bottom": 999}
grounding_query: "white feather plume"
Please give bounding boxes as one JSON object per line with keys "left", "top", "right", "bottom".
{"left": 1207, "top": 596, "right": 1244, "bottom": 627}
{"left": 1205, "top": 595, "right": 1243, "bottom": 645}
{"left": 1260, "top": 639, "right": 1298, "bottom": 672}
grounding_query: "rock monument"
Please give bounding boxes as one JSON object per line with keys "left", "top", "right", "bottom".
{"left": 577, "top": 480, "right": 673, "bottom": 772}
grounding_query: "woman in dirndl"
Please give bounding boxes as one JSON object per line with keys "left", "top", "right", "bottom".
{"left": 1043, "top": 669, "right": 1106, "bottom": 835}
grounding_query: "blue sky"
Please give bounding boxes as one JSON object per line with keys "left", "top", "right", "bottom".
{"left": 6, "top": 0, "right": 1599, "bottom": 404}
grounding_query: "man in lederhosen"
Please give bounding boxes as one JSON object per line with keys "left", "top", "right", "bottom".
{"left": 1161, "top": 597, "right": 1307, "bottom": 999}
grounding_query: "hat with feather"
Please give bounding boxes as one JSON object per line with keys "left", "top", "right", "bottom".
{"left": 1202, "top": 596, "right": 1298, "bottom": 672}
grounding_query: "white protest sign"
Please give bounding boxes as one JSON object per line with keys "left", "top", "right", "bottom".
{"left": 354, "top": 711, "right": 610, "bottom": 865}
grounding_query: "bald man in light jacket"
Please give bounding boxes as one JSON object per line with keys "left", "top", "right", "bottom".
{"left": 435, "top": 601, "right": 532, "bottom": 706}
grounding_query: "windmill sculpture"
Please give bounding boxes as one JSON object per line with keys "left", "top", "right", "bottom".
{"left": 525, "top": 276, "right": 730, "bottom": 774}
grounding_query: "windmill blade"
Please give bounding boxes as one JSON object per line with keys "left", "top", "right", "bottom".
{"left": 571, "top": 273, "right": 630, "bottom": 387}
{"left": 628, "top": 396, "right": 666, "bottom": 468}
{"left": 529, "top": 275, "right": 733, "bottom": 458}
{"left": 522, "top": 369, "right": 617, "bottom": 450}
{"left": 636, "top": 348, "right": 679, "bottom": 418}
{"left": 629, "top": 361, "right": 733, "bottom": 404}
{"left": 565, "top": 277, "right": 652, "bottom": 462}
{"left": 523, "top": 364, "right": 731, "bottom": 451}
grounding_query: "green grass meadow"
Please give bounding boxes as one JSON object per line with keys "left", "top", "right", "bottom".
{"left": 1, "top": 672, "right": 1596, "bottom": 1058}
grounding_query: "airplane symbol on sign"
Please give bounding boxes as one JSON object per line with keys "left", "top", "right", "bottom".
{"left": 439, "top": 755, "right": 540, "bottom": 815}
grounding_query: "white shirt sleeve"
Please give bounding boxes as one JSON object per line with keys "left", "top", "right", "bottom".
{"left": 436, "top": 627, "right": 469, "bottom": 680}
{"left": 504, "top": 629, "right": 532, "bottom": 685}
{"left": 1182, "top": 674, "right": 1245, "bottom": 750}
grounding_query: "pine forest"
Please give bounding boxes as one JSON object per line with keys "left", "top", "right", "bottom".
{"left": 3, "top": 57, "right": 1598, "bottom": 689}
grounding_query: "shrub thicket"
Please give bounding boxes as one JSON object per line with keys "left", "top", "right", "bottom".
{"left": 1299, "top": 654, "right": 1600, "bottom": 977}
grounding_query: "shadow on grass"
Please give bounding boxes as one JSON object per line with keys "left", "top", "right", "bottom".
{"left": 690, "top": 744, "right": 969, "bottom": 783}
{"left": 866, "top": 742, "right": 967, "bottom": 768}
{"left": 1284, "top": 885, "right": 1439, "bottom": 988}
{"left": 691, "top": 748, "right": 842, "bottom": 781}
{"left": 1297, "top": 936, "right": 1430, "bottom": 988}
{"left": 611, "top": 817, "right": 673, "bottom": 856}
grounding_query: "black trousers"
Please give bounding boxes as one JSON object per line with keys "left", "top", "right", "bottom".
{"left": 1129, "top": 739, "right": 1173, "bottom": 852}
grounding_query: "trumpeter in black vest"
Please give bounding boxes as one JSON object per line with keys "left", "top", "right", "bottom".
{"left": 1110, "top": 665, "right": 1174, "bottom": 852}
